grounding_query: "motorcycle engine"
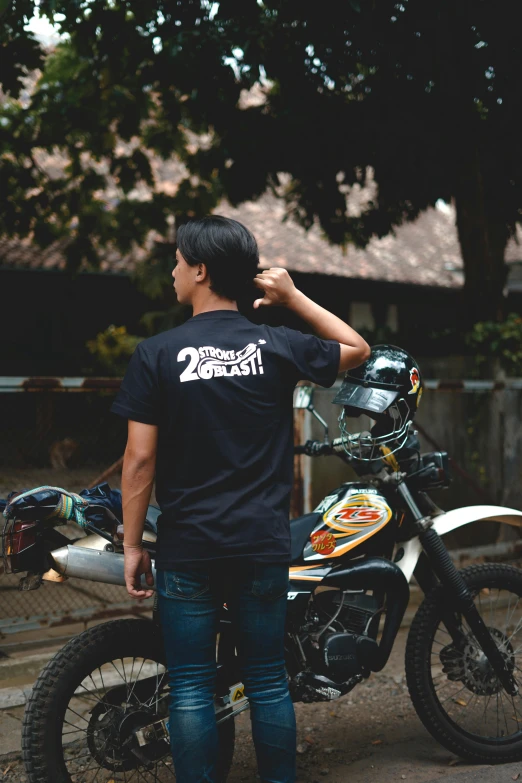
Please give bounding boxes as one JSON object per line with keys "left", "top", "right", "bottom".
{"left": 304, "top": 590, "right": 381, "bottom": 682}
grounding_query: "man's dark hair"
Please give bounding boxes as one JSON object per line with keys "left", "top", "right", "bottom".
{"left": 176, "top": 216, "right": 259, "bottom": 301}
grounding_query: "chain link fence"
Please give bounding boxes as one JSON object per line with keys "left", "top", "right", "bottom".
{"left": 0, "top": 385, "right": 126, "bottom": 473}
{"left": 0, "top": 384, "right": 147, "bottom": 640}
{"left": 0, "top": 571, "right": 150, "bottom": 637}
{"left": 3, "top": 379, "right": 522, "bottom": 641}
{"left": 0, "top": 381, "right": 310, "bottom": 641}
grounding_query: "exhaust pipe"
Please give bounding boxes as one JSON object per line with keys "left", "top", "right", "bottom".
{"left": 50, "top": 545, "right": 156, "bottom": 590}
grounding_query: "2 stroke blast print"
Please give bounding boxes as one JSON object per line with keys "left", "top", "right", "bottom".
{"left": 177, "top": 340, "right": 266, "bottom": 382}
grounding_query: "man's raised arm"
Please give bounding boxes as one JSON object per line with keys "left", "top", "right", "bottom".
{"left": 254, "top": 268, "right": 371, "bottom": 371}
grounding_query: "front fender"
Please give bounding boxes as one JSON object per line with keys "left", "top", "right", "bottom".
{"left": 396, "top": 505, "right": 522, "bottom": 583}
{"left": 432, "top": 504, "right": 522, "bottom": 537}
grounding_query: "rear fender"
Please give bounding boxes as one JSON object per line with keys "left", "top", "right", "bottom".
{"left": 396, "top": 505, "right": 522, "bottom": 583}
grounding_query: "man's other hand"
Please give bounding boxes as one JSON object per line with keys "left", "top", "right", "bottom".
{"left": 124, "top": 547, "right": 155, "bottom": 599}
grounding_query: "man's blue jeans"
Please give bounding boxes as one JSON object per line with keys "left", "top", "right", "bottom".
{"left": 157, "top": 562, "right": 296, "bottom": 783}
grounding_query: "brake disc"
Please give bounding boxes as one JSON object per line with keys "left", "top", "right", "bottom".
{"left": 440, "top": 627, "right": 515, "bottom": 697}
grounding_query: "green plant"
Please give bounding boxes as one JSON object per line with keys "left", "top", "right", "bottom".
{"left": 4, "top": 1, "right": 522, "bottom": 324}
{"left": 86, "top": 325, "right": 143, "bottom": 375}
{"left": 467, "top": 313, "right": 522, "bottom": 377}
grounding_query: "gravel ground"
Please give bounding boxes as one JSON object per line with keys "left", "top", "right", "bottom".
{"left": 1, "top": 469, "right": 521, "bottom": 781}
{"left": 0, "top": 627, "right": 513, "bottom": 783}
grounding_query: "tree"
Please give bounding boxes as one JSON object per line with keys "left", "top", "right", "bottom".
{"left": 219, "top": 0, "right": 522, "bottom": 324}
{"left": 2, "top": 1, "right": 522, "bottom": 324}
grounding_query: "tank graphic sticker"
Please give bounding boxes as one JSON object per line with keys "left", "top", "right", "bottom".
{"left": 289, "top": 564, "right": 333, "bottom": 581}
{"left": 303, "top": 489, "right": 393, "bottom": 561}
{"left": 310, "top": 530, "right": 336, "bottom": 555}
{"left": 314, "top": 493, "right": 341, "bottom": 514}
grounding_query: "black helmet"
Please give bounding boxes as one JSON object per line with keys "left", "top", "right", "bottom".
{"left": 332, "top": 344, "right": 423, "bottom": 462}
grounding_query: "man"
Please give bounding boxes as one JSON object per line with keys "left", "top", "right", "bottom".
{"left": 111, "top": 215, "right": 370, "bottom": 783}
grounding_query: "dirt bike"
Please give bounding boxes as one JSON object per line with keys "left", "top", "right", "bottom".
{"left": 3, "top": 385, "right": 522, "bottom": 783}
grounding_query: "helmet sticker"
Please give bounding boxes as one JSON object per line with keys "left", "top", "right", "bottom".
{"left": 408, "top": 367, "right": 420, "bottom": 395}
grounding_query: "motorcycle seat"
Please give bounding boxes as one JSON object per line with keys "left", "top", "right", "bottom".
{"left": 144, "top": 505, "right": 161, "bottom": 534}
{"left": 289, "top": 512, "right": 321, "bottom": 564}
{"left": 143, "top": 507, "right": 321, "bottom": 562}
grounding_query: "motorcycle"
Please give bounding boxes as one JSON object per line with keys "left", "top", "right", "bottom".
{"left": 3, "top": 384, "right": 522, "bottom": 783}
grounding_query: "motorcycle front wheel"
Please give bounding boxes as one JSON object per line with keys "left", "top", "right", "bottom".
{"left": 406, "top": 563, "right": 522, "bottom": 763}
{"left": 22, "top": 618, "right": 235, "bottom": 783}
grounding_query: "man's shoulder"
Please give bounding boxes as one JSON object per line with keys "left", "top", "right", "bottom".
{"left": 137, "top": 323, "right": 192, "bottom": 355}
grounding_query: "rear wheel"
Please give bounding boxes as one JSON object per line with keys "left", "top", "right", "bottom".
{"left": 22, "top": 619, "right": 235, "bottom": 782}
{"left": 406, "top": 564, "right": 522, "bottom": 763}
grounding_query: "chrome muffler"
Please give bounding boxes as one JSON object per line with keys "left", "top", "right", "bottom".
{"left": 50, "top": 545, "right": 157, "bottom": 589}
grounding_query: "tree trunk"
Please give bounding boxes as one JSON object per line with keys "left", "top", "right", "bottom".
{"left": 454, "top": 149, "right": 509, "bottom": 326}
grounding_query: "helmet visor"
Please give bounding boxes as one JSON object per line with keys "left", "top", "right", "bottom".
{"left": 332, "top": 382, "right": 399, "bottom": 415}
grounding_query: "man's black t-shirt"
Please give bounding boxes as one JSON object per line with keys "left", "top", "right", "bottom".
{"left": 111, "top": 310, "right": 340, "bottom": 569}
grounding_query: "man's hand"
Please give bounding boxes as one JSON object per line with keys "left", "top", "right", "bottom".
{"left": 254, "top": 269, "right": 370, "bottom": 371}
{"left": 253, "top": 268, "right": 298, "bottom": 309}
{"left": 124, "top": 547, "right": 154, "bottom": 599}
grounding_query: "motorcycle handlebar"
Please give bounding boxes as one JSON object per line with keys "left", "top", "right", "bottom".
{"left": 294, "top": 440, "right": 345, "bottom": 457}
{"left": 294, "top": 438, "right": 353, "bottom": 460}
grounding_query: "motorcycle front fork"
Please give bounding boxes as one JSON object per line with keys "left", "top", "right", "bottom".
{"left": 398, "top": 483, "right": 518, "bottom": 697}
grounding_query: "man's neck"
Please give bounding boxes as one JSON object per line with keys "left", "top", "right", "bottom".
{"left": 191, "top": 292, "right": 238, "bottom": 317}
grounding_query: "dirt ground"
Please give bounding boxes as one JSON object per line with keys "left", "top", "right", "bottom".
{"left": 1, "top": 626, "right": 515, "bottom": 783}
{"left": 227, "top": 625, "right": 503, "bottom": 783}
{"left": 1, "top": 468, "right": 521, "bottom": 781}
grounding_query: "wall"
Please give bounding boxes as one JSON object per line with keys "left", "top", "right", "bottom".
{"left": 303, "top": 384, "right": 522, "bottom": 549}
{"left": 0, "top": 268, "right": 155, "bottom": 376}
{"left": 1, "top": 267, "right": 466, "bottom": 376}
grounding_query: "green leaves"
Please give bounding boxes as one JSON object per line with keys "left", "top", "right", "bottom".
{"left": 1, "top": 0, "right": 521, "bottom": 327}
{"left": 467, "top": 314, "right": 522, "bottom": 377}
{"left": 0, "top": 0, "right": 43, "bottom": 97}
{"left": 86, "top": 324, "right": 143, "bottom": 374}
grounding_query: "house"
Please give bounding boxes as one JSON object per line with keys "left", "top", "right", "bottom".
{"left": 2, "top": 190, "right": 522, "bottom": 375}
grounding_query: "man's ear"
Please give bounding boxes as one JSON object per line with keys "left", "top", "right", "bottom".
{"left": 196, "top": 263, "right": 209, "bottom": 283}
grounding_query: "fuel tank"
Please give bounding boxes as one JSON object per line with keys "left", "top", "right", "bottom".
{"left": 301, "top": 482, "right": 395, "bottom": 563}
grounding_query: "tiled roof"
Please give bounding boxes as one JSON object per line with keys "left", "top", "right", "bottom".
{"left": 2, "top": 77, "right": 521, "bottom": 289}
{"left": 2, "top": 194, "right": 522, "bottom": 289}
{"left": 0, "top": 233, "right": 149, "bottom": 274}
{"left": 221, "top": 196, "right": 467, "bottom": 287}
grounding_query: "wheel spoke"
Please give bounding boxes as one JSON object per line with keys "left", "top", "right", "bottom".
{"left": 505, "top": 617, "right": 522, "bottom": 645}
{"left": 56, "top": 653, "right": 174, "bottom": 782}
{"left": 65, "top": 706, "right": 91, "bottom": 725}
{"left": 144, "top": 673, "right": 168, "bottom": 709}
{"left": 482, "top": 692, "right": 492, "bottom": 726}
{"left": 63, "top": 719, "right": 88, "bottom": 735}
{"left": 75, "top": 682, "right": 109, "bottom": 706}
{"left": 88, "top": 672, "right": 110, "bottom": 703}
{"left": 110, "top": 659, "right": 129, "bottom": 686}
{"left": 506, "top": 597, "right": 521, "bottom": 634}
{"left": 500, "top": 689, "right": 512, "bottom": 736}
{"left": 427, "top": 581, "right": 522, "bottom": 743}
{"left": 127, "top": 657, "right": 147, "bottom": 705}
{"left": 438, "top": 682, "right": 470, "bottom": 705}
